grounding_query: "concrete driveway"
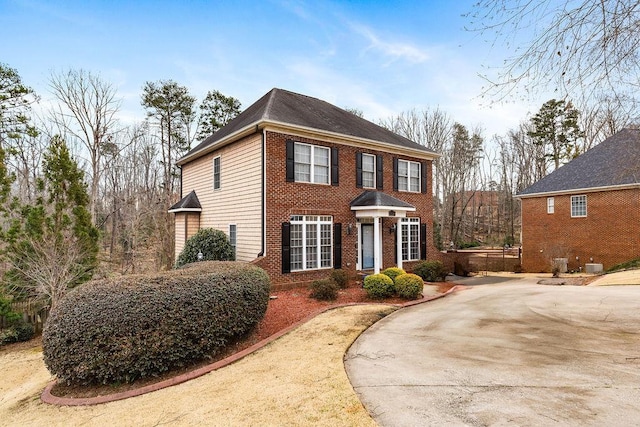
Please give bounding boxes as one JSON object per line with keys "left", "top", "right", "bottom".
{"left": 345, "top": 280, "right": 640, "bottom": 426}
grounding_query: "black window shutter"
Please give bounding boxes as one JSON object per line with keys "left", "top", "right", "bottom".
{"left": 421, "top": 161, "right": 427, "bottom": 194}
{"left": 420, "top": 223, "right": 427, "bottom": 260}
{"left": 355, "top": 152, "right": 363, "bottom": 188}
{"left": 376, "top": 154, "right": 384, "bottom": 190}
{"left": 282, "top": 222, "right": 291, "bottom": 273}
{"left": 393, "top": 158, "right": 399, "bottom": 191}
{"left": 333, "top": 223, "right": 342, "bottom": 269}
{"left": 285, "top": 140, "right": 294, "bottom": 182}
{"left": 331, "top": 147, "right": 339, "bottom": 186}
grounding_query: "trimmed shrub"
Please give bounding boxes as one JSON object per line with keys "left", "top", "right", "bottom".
{"left": 381, "top": 267, "right": 406, "bottom": 283}
{"left": 394, "top": 273, "right": 424, "bottom": 300}
{"left": 43, "top": 261, "right": 270, "bottom": 385}
{"left": 1, "top": 319, "right": 35, "bottom": 345}
{"left": 329, "top": 269, "right": 349, "bottom": 289}
{"left": 363, "top": 274, "right": 395, "bottom": 299}
{"left": 309, "top": 279, "right": 338, "bottom": 301}
{"left": 413, "top": 260, "right": 447, "bottom": 282}
{"left": 175, "top": 228, "right": 234, "bottom": 268}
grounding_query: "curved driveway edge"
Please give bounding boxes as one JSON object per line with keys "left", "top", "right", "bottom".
{"left": 345, "top": 281, "right": 640, "bottom": 426}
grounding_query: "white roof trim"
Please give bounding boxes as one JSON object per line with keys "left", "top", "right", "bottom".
{"left": 517, "top": 182, "right": 640, "bottom": 199}
{"left": 168, "top": 208, "right": 203, "bottom": 214}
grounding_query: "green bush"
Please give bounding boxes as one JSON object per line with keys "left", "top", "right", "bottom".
{"left": 43, "top": 261, "right": 270, "bottom": 386}
{"left": 413, "top": 260, "right": 447, "bottom": 282}
{"left": 309, "top": 279, "right": 338, "bottom": 301}
{"left": 329, "top": 269, "right": 349, "bottom": 289}
{"left": 363, "top": 274, "right": 395, "bottom": 299}
{"left": 381, "top": 267, "right": 406, "bottom": 283}
{"left": 1, "top": 318, "right": 35, "bottom": 345}
{"left": 394, "top": 273, "right": 424, "bottom": 300}
{"left": 175, "top": 228, "right": 234, "bottom": 268}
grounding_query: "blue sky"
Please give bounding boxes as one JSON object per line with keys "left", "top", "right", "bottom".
{"left": 1, "top": 0, "right": 544, "bottom": 138}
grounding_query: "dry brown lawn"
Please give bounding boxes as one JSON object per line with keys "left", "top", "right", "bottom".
{"left": 0, "top": 304, "right": 396, "bottom": 426}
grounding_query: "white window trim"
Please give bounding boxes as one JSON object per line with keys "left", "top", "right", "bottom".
{"left": 547, "top": 197, "right": 555, "bottom": 214}
{"left": 213, "top": 156, "right": 221, "bottom": 190}
{"left": 294, "top": 142, "right": 330, "bottom": 185}
{"left": 290, "top": 215, "right": 333, "bottom": 271}
{"left": 398, "top": 159, "right": 421, "bottom": 193}
{"left": 571, "top": 195, "right": 587, "bottom": 218}
{"left": 400, "top": 217, "right": 420, "bottom": 261}
{"left": 362, "top": 153, "right": 376, "bottom": 189}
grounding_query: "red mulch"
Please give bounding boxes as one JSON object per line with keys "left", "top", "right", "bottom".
{"left": 37, "top": 281, "right": 453, "bottom": 398}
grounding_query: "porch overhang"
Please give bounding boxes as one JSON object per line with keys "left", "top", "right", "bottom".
{"left": 168, "top": 190, "right": 202, "bottom": 214}
{"left": 349, "top": 190, "right": 416, "bottom": 218}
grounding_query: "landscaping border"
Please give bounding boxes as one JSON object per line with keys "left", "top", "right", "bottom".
{"left": 41, "top": 285, "right": 463, "bottom": 406}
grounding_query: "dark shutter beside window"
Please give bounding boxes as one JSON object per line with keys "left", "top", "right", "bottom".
{"left": 421, "top": 161, "right": 427, "bottom": 194}
{"left": 355, "top": 152, "right": 363, "bottom": 188}
{"left": 420, "top": 223, "right": 427, "bottom": 260}
{"left": 282, "top": 222, "right": 291, "bottom": 273}
{"left": 333, "top": 223, "right": 342, "bottom": 269}
{"left": 331, "top": 147, "right": 339, "bottom": 186}
{"left": 393, "top": 158, "right": 399, "bottom": 191}
{"left": 376, "top": 154, "right": 384, "bottom": 190}
{"left": 285, "top": 140, "right": 294, "bottom": 182}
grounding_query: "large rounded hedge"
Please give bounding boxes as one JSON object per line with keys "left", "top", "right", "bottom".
{"left": 175, "top": 228, "right": 234, "bottom": 268}
{"left": 363, "top": 273, "right": 395, "bottom": 299}
{"left": 43, "top": 261, "right": 270, "bottom": 386}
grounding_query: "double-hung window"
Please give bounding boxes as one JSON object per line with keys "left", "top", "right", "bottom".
{"left": 398, "top": 160, "right": 421, "bottom": 192}
{"left": 294, "top": 142, "right": 330, "bottom": 184}
{"left": 400, "top": 217, "right": 420, "bottom": 261}
{"left": 362, "top": 153, "right": 375, "bottom": 188}
{"left": 213, "top": 156, "right": 221, "bottom": 190}
{"left": 290, "top": 215, "right": 332, "bottom": 271}
{"left": 571, "top": 195, "right": 587, "bottom": 217}
{"left": 547, "top": 197, "right": 555, "bottom": 214}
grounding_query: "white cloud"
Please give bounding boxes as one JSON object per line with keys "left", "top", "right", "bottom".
{"left": 349, "top": 23, "right": 430, "bottom": 64}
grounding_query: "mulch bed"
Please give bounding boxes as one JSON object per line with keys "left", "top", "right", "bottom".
{"left": 8, "top": 281, "right": 453, "bottom": 399}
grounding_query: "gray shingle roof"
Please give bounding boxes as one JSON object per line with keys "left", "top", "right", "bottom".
{"left": 168, "top": 190, "right": 202, "bottom": 212}
{"left": 350, "top": 190, "right": 415, "bottom": 209}
{"left": 518, "top": 128, "right": 640, "bottom": 197}
{"left": 181, "top": 88, "right": 437, "bottom": 163}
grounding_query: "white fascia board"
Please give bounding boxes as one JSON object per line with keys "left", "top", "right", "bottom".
{"left": 516, "top": 182, "right": 640, "bottom": 199}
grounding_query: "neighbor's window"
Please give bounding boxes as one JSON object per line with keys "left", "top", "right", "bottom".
{"left": 398, "top": 160, "right": 421, "bottom": 192}
{"left": 400, "top": 217, "right": 420, "bottom": 261}
{"left": 547, "top": 197, "right": 555, "bottom": 214}
{"left": 362, "top": 153, "right": 376, "bottom": 188}
{"left": 294, "top": 142, "right": 330, "bottom": 184}
{"left": 213, "top": 156, "right": 221, "bottom": 190}
{"left": 290, "top": 215, "right": 332, "bottom": 271}
{"left": 571, "top": 195, "right": 587, "bottom": 217}
{"left": 229, "top": 224, "right": 237, "bottom": 260}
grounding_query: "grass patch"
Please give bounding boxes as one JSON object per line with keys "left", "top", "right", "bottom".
{"left": 606, "top": 258, "right": 640, "bottom": 273}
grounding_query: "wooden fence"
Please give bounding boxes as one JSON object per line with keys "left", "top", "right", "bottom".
{"left": 1, "top": 300, "right": 50, "bottom": 334}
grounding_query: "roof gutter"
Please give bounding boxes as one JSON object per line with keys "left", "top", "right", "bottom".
{"left": 516, "top": 182, "right": 640, "bottom": 199}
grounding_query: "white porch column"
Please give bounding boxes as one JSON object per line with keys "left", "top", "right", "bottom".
{"left": 373, "top": 216, "right": 381, "bottom": 274}
{"left": 396, "top": 217, "right": 403, "bottom": 270}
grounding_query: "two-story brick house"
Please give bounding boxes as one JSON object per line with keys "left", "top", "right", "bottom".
{"left": 517, "top": 128, "right": 640, "bottom": 272}
{"left": 170, "top": 88, "right": 439, "bottom": 287}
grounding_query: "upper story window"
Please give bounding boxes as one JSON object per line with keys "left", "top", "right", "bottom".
{"left": 547, "top": 197, "right": 555, "bottom": 214}
{"left": 571, "top": 195, "right": 587, "bottom": 217}
{"left": 213, "top": 156, "right": 221, "bottom": 190}
{"left": 362, "top": 153, "right": 375, "bottom": 188}
{"left": 398, "top": 160, "right": 421, "bottom": 192}
{"left": 294, "top": 142, "right": 330, "bottom": 184}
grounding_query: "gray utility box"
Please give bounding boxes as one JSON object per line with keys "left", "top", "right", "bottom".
{"left": 585, "top": 263, "right": 603, "bottom": 274}
{"left": 552, "top": 258, "right": 568, "bottom": 273}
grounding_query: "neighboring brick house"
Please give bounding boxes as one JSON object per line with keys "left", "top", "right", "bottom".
{"left": 517, "top": 128, "right": 640, "bottom": 272}
{"left": 169, "top": 88, "right": 440, "bottom": 287}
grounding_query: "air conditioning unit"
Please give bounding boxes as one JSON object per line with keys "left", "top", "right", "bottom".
{"left": 552, "top": 258, "right": 568, "bottom": 273}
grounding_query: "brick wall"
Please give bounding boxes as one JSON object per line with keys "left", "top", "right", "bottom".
{"left": 263, "top": 130, "right": 438, "bottom": 287}
{"left": 521, "top": 188, "right": 640, "bottom": 272}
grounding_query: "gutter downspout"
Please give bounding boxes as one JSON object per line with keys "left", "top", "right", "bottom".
{"left": 258, "top": 125, "right": 266, "bottom": 257}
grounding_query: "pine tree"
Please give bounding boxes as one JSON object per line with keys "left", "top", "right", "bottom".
{"left": 5, "top": 136, "right": 99, "bottom": 307}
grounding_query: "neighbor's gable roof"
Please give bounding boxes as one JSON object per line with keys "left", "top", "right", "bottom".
{"left": 518, "top": 128, "right": 640, "bottom": 198}
{"left": 178, "top": 88, "right": 439, "bottom": 165}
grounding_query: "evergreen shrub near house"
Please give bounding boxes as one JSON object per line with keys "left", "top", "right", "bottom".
{"left": 363, "top": 273, "right": 395, "bottom": 299}
{"left": 0, "top": 294, "right": 34, "bottom": 345}
{"left": 394, "top": 273, "right": 424, "bottom": 300}
{"left": 175, "top": 228, "right": 234, "bottom": 268}
{"left": 413, "top": 260, "right": 447, "bottom": 282}
{"left": 329, "top": 269, "right": 349, "bottom": 289}
{"left": 309, "top": 278, "right": 338, "bottom": 301}
{"left": 381, "top": 267, "right": 406, "bottom": 283}
{"left": 42, "top": 261, "right": 270, "bottom": 386}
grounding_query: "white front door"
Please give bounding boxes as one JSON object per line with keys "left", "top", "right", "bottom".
{"left": 361, "top": 224, "right": 375, "bottom": 270}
